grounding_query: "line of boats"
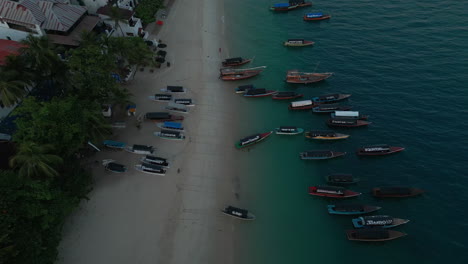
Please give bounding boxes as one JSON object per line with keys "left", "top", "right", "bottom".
{"left": 269, "top": 1, "right": 331, "bottom": 21}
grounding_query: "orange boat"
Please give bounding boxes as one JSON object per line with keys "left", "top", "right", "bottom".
{"left": 220, "top": 66, "right": 266, "bottom": 81}
{"left": 285, "top": 70, "right": 333, "bottom": 84}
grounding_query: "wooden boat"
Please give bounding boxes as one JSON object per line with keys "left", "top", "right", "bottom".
{"left": 356, "top": 145, "right": 404, "bottom": 156}
{"left": 102, "top": 159, "right": 127, "bottom": 173}
{"left": 331, "top": 111, "right": 368, "bottom": 120}
{"left": 141, "top": 155, "right": 170, "bottom": 168}
{"left": 270, "top": 1, "right": 311, "bottom": 11}
{"left": 300, "top": 150, "right": 346, "bottom": 160}
{"left": 145, "top": 112, "right": 184, "bottom": 122}
{"left": 288, "top": 100, "right": 315, "bottom": 110}
{"left": 243, "top": 88, "right": 277, "bottom": 98}
{"left": 327, "top": 119, "right": 371, "bottom": 127}
{"left": 326, "top": 174, "right": 359, "bottom": 184}
{"left": 305, "top": 130, "right": 349, "bottom": 140}
{"left": 313, "top": 104, "right": 352, "bottom": 113}
{"left": 154, "top": 130, "right": 185, "bottom": 140}
{"left": 221, "top": 206, "right": 255, "bottom": 220}
{"left": 346, "top": 229, "right": 407, "bottom": 242}
{"left": 352, "top": 215, "right": 409, "bottom": 229}
{"left": 303, "top": 12, "right": 331, "bottom": 21}
{"left": 285, "top": 70, "right": 333, "bottom": 84}
{"left": 308, "top": 186, "right": 361, "bottom": 198}
{"left": 149, "top": 93, "right": 172, "bottom": 102}
{"left": 124, "top": 144, "right": 155, "bottom": 155}
{"left": 236, "top": 84, "right": 254, "bottom": 94}
{"left": 274, "top": 126, "right": 304, "bottom": 135}
{"left": 103, "top": 140, "right": 126, "bottom": 150}
{"left": 135, "top": 163, "right": 166, "bottom": 176}
{"left": 220, "top": 70, "right": 264, "bottom": 81}
{"left": 174, "top": 98, "right": 195, "bottom": 106}
{"left": 220, "top": 66, "right": 266, "bottom": 76}
{"left": 160, "top": 85, "right": 186, "bottom": 93}
{"left": 283, "top": 39, "right": 314, "bottom": 47}
{"left": 165, "top": 102, "right": 189, "bottom": 114}
{"left": 157, "top": 121, "right": 184, "bottom": 132}
{"left": 327, "top": 204, "right": 381, "bottom": 215}
{"left": 272, "top": 91, "right": 303, "bottom": 100}
{"left": 372, "top": 187, "right": 425, "bottom": 198}
{"left": 235, "top": 131, "right": 273, "bottom": 149}
{"left": 312, "top": 93, "right": 351, "bottom": 104}
{"left": 222, "top": 57, "right": 252, "bottom": 67}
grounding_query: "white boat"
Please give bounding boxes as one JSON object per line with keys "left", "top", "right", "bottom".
{"left": 140, "top": 155, "right": 170, "bottom": 168}
{"left": 160, "top": 85, "right": 186, "bottom": 93}
{"left": 135, "top": 163, "right": 166, "bottom": 176}
{"left": 274, "top": 126, "right": 304, "bottom": 135}
{"left": 174, "top": 98, "right": 195, "bottom": 106}
{"left": 331, "top": 111, "right": 369, "bottom": 120}
{"left": 124, "top": 144, "right": 155, "bottom": 154}
{"left": 165, "top": 102, "right": 188, "bottom": 114}
{"left": 148, "top": 94, "right": 172, "bottom": 102}
{"left": 154, "top": 130, "right": 185, "bottom": 140}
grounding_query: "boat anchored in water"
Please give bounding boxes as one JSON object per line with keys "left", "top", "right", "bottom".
{"left": 326, "top": 174, "right": 359, "bottom": 184}
{"left": 372, "top": 187, "right": 424, "bottom": 198}
{"left": 270, "top": 0, "right": 312, "bottom": 11}
{"left": 235, "top": 131, "right": 273, "bottom": 149}
{"left": 346, "top": 229, "right": 407, "bottom": 242}
{"left": 160, "top": 85, "right": 186, "bottom": 93}
{"left": 135, "top": 163, "right": 166, "bottom": 176}
{"left": 157, "top": 121, "right": 184, "bottom": 132}
{"left": 283, "top": 39, "right": 314, "bottom": 47}
{"left": 327, "top": 118, "right": 371, "bottom": 127}
{"left": 235, "top": 84, "right": 254, "bottom": 94}
{"left": 145, "top": 112, "right": 184, "bottom": 122}
{"left": 308, "top": 186, "right": 361, "bottom": 198}
{"left": 220, "top": 66, "right": 266, "bottom": 81}
{"left": 272, "top": 91, "right": 303, "bottom": 100}
{"left": 331, "top": 111, "right": 368, "bottom": 120}
{"left": 356, "top": 145, "right": 404, "bottom": 156}
{"left": 221, "top": 206, "right": 256, "bottom": 220}
{"left": 149, "top": 93, "right": 172, "bottom": 102}
{"left": 274, "top": 126, "right": 304, "bottom": 135}
{"left": 222, "top": 57, "right": 252, "bottom": 67}
{"left": 124, "top": 144, "right": 155, "bottom": 155}
{"left": 285, "top": 70, "right": 333, "bottom": 84}
{"left": 312, "top": 93, "right": 351, "bottom": 104}
{"left": 352, "top": 215, "right": 409, "bottom": 229}
{"left": 154, "top": 130, "right": 185, "bottom": 140}
{"left": 313, "top": 104, "right": 352, "bottom": 113}
{"left": 305, "top": 130, "right": 349, "bottom": 140}
{"left": 141, "top": 155, "right": 170, "bottom": 168}
{"left": 303, "top": 12, "right": 331, "bottom": 21}
{"left": 289, "top": 100, "right": 315, "bottom": 110}
{"left": 327, "top": 204, "right": 382, "bottom": 215}
{"left": 300, "top": 150, "right": 346, "bottom": 160}
{"left": 243, "top": 88, "right": 277, "bottom": 98}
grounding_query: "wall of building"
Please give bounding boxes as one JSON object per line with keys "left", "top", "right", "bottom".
{"left": 0, "top": 23, "right": 43, "bottom": 42}
{"left": 83, "top": 0, "right": 139, "bottom": 15}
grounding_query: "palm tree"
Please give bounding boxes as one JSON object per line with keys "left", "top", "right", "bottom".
{"left": 109, "top": 6, "right": 128, "bottom": 37}
{"left": 9, "top": 142, "right": 63, "bottom": 179}
{"left": 83, "top": 107, "right": 112, "bottom": 142}
{"left": 0, "top": 69, "right": 28, "bottom": 107}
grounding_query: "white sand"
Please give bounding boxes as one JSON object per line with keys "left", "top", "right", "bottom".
{"left": 58, "top": 0, "right": 241, "bottom": 263}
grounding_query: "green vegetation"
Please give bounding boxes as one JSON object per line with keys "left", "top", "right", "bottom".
{"left": 135, "top": 0, "right": 165, "bottom": 24}
{"left": 0, "top": 34, "right": 155, "bottom": 264}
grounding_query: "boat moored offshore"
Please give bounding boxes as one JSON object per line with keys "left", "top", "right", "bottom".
{"left": 222, "top": 57, "right": 252, "bottom": 67}
{"left": 289, "top": 100, "right": 315, "bottom": 110}
{"left": 300, "top": 150, "right": 346, "bottom": 160}
{"left": 327, "top": 204, "right": 382, "bottom": 215}
{"left": 270, "top": 1, "right": 312, "bottom": 11}
{"left": 285, "top": 70, "right": 333, "bottom": 84}
{"left": 243, "top": 88, "right": 277, "bottom": 97}
{"left": 221, "top": 206, "right": 256, "bottom": 220}
{"left": 327, "top": 118, "right": 371, "bottom": 127}
{"left": 331, "top": 111, "right": 368, "bottom": 120}
{"left": 154, "top": 130, "right": 185, "bottom": 140}
{"left": 235, "top": 131, "right": 273, "bottom": 149}
{"left": 305, "top": 130, "right": 349, "bottom": 140}
{"left": 356, "top": 145, "right": 405, "bottom": 156}
{"left": 312, "top": 93, "right": 351, "bottom": 104}
{"left": 313, "top": 104, "right": 352, "bottom": 113}
{"left": 236, "top": 84, "right": 254, "bottom": 94}
{"left": 272, "top": 91, "right": 303, "bottom": 100}
{"left": 283, "top": 39, "right": 315, "bottom": 47}
{"left": 346, "top": 229, "right": 407, "bottom": 242}
{"left": 303, "top": 12, "right": 331, "bottom": 21}
{"left": 308, "top": 186, "right": 361, "bottom": 198}
{"left": 274, "top": 126, "right": 304, "bottom": 135}
{"left": 372, "top": 187, "right": 425, "bottom": 198}
{"left": 352, "top": 215, "right": 410, "bottom": 229}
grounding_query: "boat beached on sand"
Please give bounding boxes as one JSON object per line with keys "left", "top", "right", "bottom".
{"left": 157, "top": 121, "right": 184, "bottom": 132}
{"left": 327, "top": 204, "right": 381, "bottom": 215}
{"left": 145, "top": 112, "right": 184, "bottom": 122}
{"left": 272, "top": 91, "right": 303, "bottom": 100}
{"left": 300, "top": 150, "right": 346, "bottom": 160}
{"left": 160, "top": 85, "right": 186, "bottom": 93}
{"left": 283, "top": 39, "right": 314, "bottom": 47}
{"left": 165, "top": 102, "right": 188, "bottom": 114}
{"left": 303, "top": 12, "right": 331, "bottom": 21}
{"left": 135, "top": 163, "right": 166, "bottom": 176}
{"left": 222, "top": 57, "right": 252, "bottom": 67}
{"left": 289, "top": 100, "right": 315, "bottom": 110}
{"left": 356, "top": 145, "right": 405, "bottom": 156}
{"left": 346, "top": 229, "right": 407, "bottom": 242}
{"left": 220, "top": 66, "right": 266, "bottom": 81}
{"left": 124, "top": 144, "right": 155, "bottom": 155}
{"left": 327, "top": 118, "right": 371, "bottom": 127}
{"left": 313, "top": 104, "right": 352, "bottom": 113}
{"left": 312, "top": 93, "right": 351, "bottom": 104}
{"left": 141, "top": 155, "right": 170, "bottom": 168}
{"left": 372, "top": 187, "right": 424, "bottom": 198}
{"left": 305, "top": 130, "right": 349, "bottom": 140}
{"left": 154, "top": 130, "right": 185, "bottom": 140}
{"left": 270, "top": 1, "right": 311, "bottom": 11}
{"left": 243, "top": 88, "right": 277, "bottom": 98}
{"left": 149, "top": 93, "right": 172, "bottom": 102}
{"left": 352, "top": 215, "right": 410, "bottom": 229}
{"left": 102, "top": 159, "right": 127, "bottom": 173}
{"left": 221, "top": 206, "right": 255, "bottom": 220}
{"left": 285, "top": 70, "right": 333, "bottom": 84}
{"left": 235, "top": 131, "right": 273, "bottom": 149}
{"left": 274, "top": 126, "right": 304, "bottom": 135}
{"left": 174, "top": 98, "right": 195, "bottom": 106}
{"left": 103, "top": 140, "right": 126, "bottom": 150}
{"left": 308, "top": 186, "right": 361, "bottom": 198}
{"left": 326, "top": 174, "right": 359, "bottom": 184}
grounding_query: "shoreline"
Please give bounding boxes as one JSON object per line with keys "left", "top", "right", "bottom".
{"left": 58, "top": 0, "right": 241, "bottom": 263}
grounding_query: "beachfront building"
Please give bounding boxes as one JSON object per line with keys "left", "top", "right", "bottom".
{"left": 83, "top": 0, "right": 139, "bottom": 14}
{"left": 96, "top": 4, "right": 145, "bottom": 38}
{"left": 0, "top": 0, "right": 100, "bottom": 46}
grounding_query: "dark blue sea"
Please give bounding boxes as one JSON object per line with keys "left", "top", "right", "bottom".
{"left": 224, "top": 0, "right": 468, "bottom": 263}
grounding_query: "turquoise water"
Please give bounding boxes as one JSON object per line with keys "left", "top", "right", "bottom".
{"left": 224, "top": 0, "right": 468, "bottom": 263}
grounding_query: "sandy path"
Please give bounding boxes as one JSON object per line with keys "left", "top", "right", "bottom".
{"left": 58, "top": 0, "right": 240, "bottom": 263}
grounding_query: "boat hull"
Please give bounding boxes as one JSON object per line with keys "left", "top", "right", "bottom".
{"left": 284, "top": 41, "right": 314, "bottom": 47}
{"left": 352, "top": 218, "right": 409, "bottom": 229}
{"left": 272, "top": 93, "right": 303, "bottom": 100}
{"left": 356, "top": 146, "right": 405, "bottom": 156}
{"left": 308, "top": 187, "right": 361, "bottom": 198}
{"left": 235, "top": 131, "right": 273, "bottom": 149}
{"left": 372, "top": 187, "right": 425, "bottom": 198}
{"left": 243, "top": 90, "right": 277, "bottom": 97}
{"left": 289, "top": 105, "right": 315, "bottom": 110}
{"left": 221, "top": 71, "right": 262, "bottom": 81}
{"left": 327, "top": 120, "right": 371, "bottom": 127}
{"left": 286, "top": 72, "right": 333, "bottom": 84}
{"left": 270, "top": 3, "right": 312, "bottom": 11}
{"left": 300, "top": 151, "right": 346, "bottom": 160}
{"left": 275, "top": 128, "right": 304, "bottom": 135}
{"left": 327, "top": 205, "right": 381, "bottom": 215}
{"left": 346, "top": 230, "right": 407, "bottom": 242}
{"left": 154, "top": 132, "right": 185, "bottom": 140}
{"left": 222, "top": 58, "right": 252, "bottom": 67}
{"left": 221, "top": 210, "right": 256, "bottom": 220}
{"left": 303, "top": 15, "right": 331, "bottom": 21}
{"left": 312, "top": 94, "right": 351, "bottom": 104}
{"left": 313, "top": 106, "right": 353, "bottom": 113}
{"left": 305, "top": 132, "right": 349, "bottom": 140}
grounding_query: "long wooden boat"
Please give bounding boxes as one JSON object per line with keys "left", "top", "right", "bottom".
{"left": 300, "top": 150, "right": 346, "bottom": 160}
{"left": 220, "top": 70, "right": 264, "bottom": 81}
{"left": 243, "top": 88, "right": 277, "bottom": 98}
{"left": 356, "top": 145, "right": 404, "bottom": 156}
{"left": 327, "top": 204, "right": 381, "bottom": 215}
{"left": 331, "top": 111, "right": 368, "bottom": 120}
{"left": 272, "top": 91, "right": 303, "bottom": 100}
{"left": 346, "top": 229, "right": 406, "bottom": 242}
{"left": 145, "top": 112, "right": 184, "bottom": 122}
{"left": 372, "top": 187, "right": 425, "bottom": 198}
{"left": 308, "top": 186, "right": 361, "bottom": 198}
{"left": 289, "top": 100, "right": 315, "bottom": 110}
{"left": 124, "top": 144, "right": 155, "bottom": 155}
{"left": 220, "top": 66, "right": 266, "bottom": 76}
{"left": 270, "top": 1, "right": 311, "bottom": 11}
{"left": 326, "top": 174, "right": 359, "bottom": 185}
{"left": 352, "top": 215, "right": 409, "bottom": 229}
{"left": 236, "top": 84, "right": 255, "bottom": 94}
{"left": 140, "top": 155, "right": 170, "bottom": 168}
{"left": 312, "top": 93, "right": 351, "bottom": 104}
{"left": 149, "top": 93, "right": 172, "bottom": 102}
{"left": 135, "top": 163, "right": 166, "bottom": 176}
{"left": 285, "top": 70, "right": 333, "bottom": 84}
{"left": 303, "top": 12, "right": 331, "bottom": 21}
{"left": 274, "top": 126, "right": 304, "bottom": 135}
{"left": 174, "top": 98, "right": 195, "bottom": 106}
{"left": 154, "top": 130, "right": 185, "bottom": 141}
{"left": 327, "top": 119, "right": 371, "bottom": 127}
{"left": 283, "top": 39, "right": 314, "bottom": 47}
{"left": 222, "top": 57, "right": 252, "bottom": 67}
{"left": 221, "top": 206, "right": 255, "bottom": 220}
{"left": 102, "top": 159, "right": 127, "bottom": 173}
{"left": 235, "top": 131, "right": 272, "bottom": 149}
{"left": 160, "top": 85, "right": 186, "bottom": 93}
{"left": 305, "top": 130, "right": 349, "bottom": 140}
{"left": 157, "top": 121, "right": 184, "bottom": 132}
{"left": 313, "top": 104, "right": 352, "bottom": 113}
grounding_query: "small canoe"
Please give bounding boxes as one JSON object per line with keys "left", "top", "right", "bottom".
{"left": 283, "top": 39, "right": 315, "bottom": 47}
{"left": 221, "top": 71, "right": 262, "bottom": 81}
{"left": 243, "top": 88, "right": 277, "bottom": 97}
{"left": 356, "top": 145, "right": 405, "bottom": 156}
{"left": 372, "top": 187, "right": 425, "bottom": 198}
{"left": 327, "top": 119, "right": 371, "bottom": 127}
{"left": 346, "top": 229, "right": 407, "bottom": 242}
{"left": 274, "top": 126, "right": 304, "bottom": 135}
{"left": 326, "top": 174, "right": 359, "bottom": 184}
{"left": 313, "top": 104, "right": 352, "bottom": 113}
{"left": 327, "top": 204, "right": 381, "bottom": 215}
{"left": 305, "top": 130, "right": 349, "bottom": 140}
{"left": 300, "top": 150, "right": 346, "bottom": 160}
{"left": 221, "top": 206, "right": 255, "bottom": 220}
{"left": 272, "top": 91, "right": 303, "bottom": 100}
{"left": 308, "top": 186, "right": 361, "bottom": 198}
{"left": 312, "top": 93, "right": 351, "bottom": 104}
{"left": 352, "top": 215, "right": 410, "bottom": 229}
{"left": 222, "top": 57, "right": 252, "bottom": 67}
{"left": 235, "top": 131, "right": 273, "bottom": 149}
{"left": 303, "top": 12, "right": 331, "bottom": 21}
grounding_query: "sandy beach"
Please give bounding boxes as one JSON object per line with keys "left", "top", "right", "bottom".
{"left": 58, "top": 0, "right": 242, "bottom": 263}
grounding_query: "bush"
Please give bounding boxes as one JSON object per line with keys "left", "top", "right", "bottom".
{"left": 135, "top": 0, "right": 164, "bottom": 24}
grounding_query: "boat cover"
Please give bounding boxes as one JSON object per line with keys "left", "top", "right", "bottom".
{"left": 378, "top": 187, "right": 411, "bottom": 195}
{"left": 291, "top": 100, "right": 313, "bottom": 107}
{"left": 279, "top": 126, "right": 297, "bottom": 132}
{"left": 167, "top": 86, "right": 184, "bottom": 92}
{"left": 273, "top": 3, "right": 290, "bottom": 8}
{"left": 164, "top": 121, "right": 182, "bottom": 129}
{"left": 363, "top": 145, "right": 390, "bottom": 152}
{"left": 174, "top": 99, "right": 193, "bottom": 105}
{"left": 103, "top": 140, "right": 126, "bottom": 148}
{"left": 245, "top": 88, "right": 267, "bottom": 95}
{"left": 146, "top": 112, "right": 171, "bottom": 119}
{"left": 144, "top": 155, "right": 168, "bottom": 164}
{"left": 306, "top": 12, "right": 324, "bottom": 18}
{"left": 334, "top": 204, "right": 364, "bottom": 212}
{"left": 224, "top": 206, "right": 248, "bottom": 218}
{"left": 316, "top": 186, "right": 345, "bottom": 195}
{"left": 155, "top": 94, "right": 172, "bottom": 99}
{"left": 224, "top": 57, "right": 243, "bottom": 63}
{"left": 160, "top": 130, "right": 181, "bottom": 137}
{"left": 353, "top": 229, "right": 390, "bottom": 239}
{"left": 329, "top": 174, "right": 353, "bottom": 182}
{"left": 335, "top": 111, "right": 359, "bottom": 117}
{"left": 361, "top": 215, "right": 394, "bottom": 226}
{"left": 308, "top": 130, "right": 336, "bottom": 137}
{"left": 275, "top": 91, "right": 296, "bottom": 97}
{"left": 330, "top": 119, "right": 357, "bottom": 125}
{"left": 141, "top": 163, "right": 165, "bottom": 173}
{"left": 106, "top": 162, "right": 126, "bottom": 172}
{"left": 303, "top": 150, "right": 332, "bottom": 157}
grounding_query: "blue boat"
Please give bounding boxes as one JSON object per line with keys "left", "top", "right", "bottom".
{"left": 311, "top": 93, "right": 351, "bottom": 104}
{"left": 352, "top": 215, "right": 410, "bottom": 229}
{"left": 103, "top": 140, "right": 126, "bottom": 149}
{"left": 157, "top": 121, "right": 184, "bottom": 131}
{"left": 327, "top": 204, "right": 381, "bottom": 215}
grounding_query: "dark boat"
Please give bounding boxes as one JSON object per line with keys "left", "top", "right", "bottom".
{"left": 331, "top": 111, "right": 368, "bottom": 120}
{"left": 305, "top": 130, "right": 349, "bottom": 140}
{"left": 274, "top": 126, "right": 304, "bottom": 135}
{"left": 141, "top": 155, "right": 170, "bottom": 168}
{"left": 308, "top": 186, "right": 361, "bottom": 198}
{"left": 135, "top": 163, "right": 166, "bottom": 176}
{"left": 102, "top": 160, "right": 127, "bottom": 173}
{"left": 356, "top": 145, "right": 405, "bottom": 156}
{"left": 154, "top": 130, "right": 185, "bottom": 140}
{"left": 283, "top": 39, "right": 314, "bottom": 47}
{"left": 235, "top": 131, "right": 273, "bottom": 149}
{"left": 352, "top": 215, "right": 410, "bottom": 229}
{"left": 174, "top": 99, "right": 195, "bottom": 106}
{"left": 327, "top": 118, "right": 371, "bottom": 127}
{"left": 151, "top": 93, "right": 172, "bottom": 102}
{"left": 144, "top": 112, "right": 184, "bottom": 122}
{"left": 236, "top": 84, "right": 255, "bottom": 94}
{"left": 285, "top": 70, "right": 333, "bottom": 84}
{"left": 221, "top": 206, "right": 256, "bottom": 220}
{"left": 303, "top": 12, "right": 331, "bottom": 21}
{"left": 289, "top": 100, "right": 315, "bottom": 110}
{"left": 300, "top": 150, "right": 346, "bottom": 160}
{"left": 243, "top": 88, "right": 277, "bottom": 98}
{"left": 161, "top": 85, "right": 186, "bottom": 93}
{"left": 372, "top": 187, "right": 425, "bottom": 198}
{"left": 270, "top": 1, "right": 312, "bottom": 12}
{"left": 313, "top": 104, "right": 352, "bottom": 113}
{"left": 222, "top": 57, "right": 252, "bottom": 67}
{"left": 346, "top": 229, "right": 406, "bottom": 242}
{"left": 124, "top": 144, "right": 155, "bottom": 155}
{"left": 326, "top": 174, "right": 359, "bottom": 184}
{"left": 272, "top": 91, "right": 303, "bottom": 100}
{"left": 312, "top": 93, "right": 351, "bottom": 104}
{"left": 327, "top": 204, "right": 381, "bottom": 215}
{"left": 220, "top": 67, "right": 265, "bottom": 81}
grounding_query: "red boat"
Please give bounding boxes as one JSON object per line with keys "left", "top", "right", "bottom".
{"left": 356, "top": 145, "right": 405, "bottom": 156}
{"left": 243, "top": 88, "right": 277, "bottom": 97}
{"left": 372, "top": 187, "right": 424, "bottom": 198}
{"left": 220, "top": 66, "right": 266, "bottom": 81}
{"left": 327, "top": 119, "right": 371, "bottom": 127}
{"left": 272, "top": 91, "right": 303, "bottom": 100}
{"left": 222, "top": 57, "right": 252, "bottom": 67}
{"left": 270, "top": 1, "right": 312, "bottom": 12}
{"left": 308, "top": 186, "right": 361, "bottom": 198}
{"left": 285, "top": 70, "right": 333, "bottom": 84}
{"left": 289, "top": 100, "right": 315, "bottom": 110}
{"left": 303, "top": 12, "right": 331, "bottom": 21}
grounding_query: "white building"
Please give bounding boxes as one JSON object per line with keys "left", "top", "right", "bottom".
{"left": 82, "top": 0, "right": 139, "bottom": 15}
{"left": 96, "top": 4, "right": 144, "bottom": 38}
